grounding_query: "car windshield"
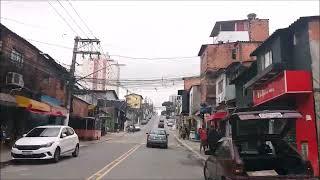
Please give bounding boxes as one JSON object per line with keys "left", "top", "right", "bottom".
{"left": 150, "top": 130, "right": 166, "bottom": 135}
{"left": 26, "top": 127, "right": 60, "bottom": 137}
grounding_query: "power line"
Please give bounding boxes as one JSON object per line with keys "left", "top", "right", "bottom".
{"left": 0, "top": 17, "right": 45, "bottom": 29}
{"left": 48, "top": 1, "right": 79, "bottom": 35}
{"left": 26, "top": 38, "right": 73, "bottom": 50}
{"left": 66, "top": 0, "right": 96, "bottom": 38}
{"left": 110, "top": 55, "right": 199, "bottom": 60}
{"left": 56, "top": 0, "right": 89, "bottom": 38}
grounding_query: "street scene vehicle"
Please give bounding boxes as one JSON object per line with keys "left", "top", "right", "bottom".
{"left": 1, "top": 1, "right": 319, "bottom": 180}
{"left": 134, "top": 125, "right": 141, "bottom": 131}
{"left": 167, "top": 122, "right": 174, "bottom": 127}
{"left": 204, "top": 109, "right": 315, "bottom": 179}
{"left": 11, "top": 126, "right": 79, "bottom": 162}
{"left": 158, "top": 122, "right": 165, "bottom": 128}
{"left": 141, "top": 120, "right": 148, "bottom": 125}
{"left": 146, "top": 129, "right": 169, "bottom": 148}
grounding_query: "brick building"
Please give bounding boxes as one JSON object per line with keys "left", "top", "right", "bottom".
{"left": 0, "top": 23, "right": 69, "bottom": 138}
{"left": 198, "top": 14, "right": 269, "bottom": 107}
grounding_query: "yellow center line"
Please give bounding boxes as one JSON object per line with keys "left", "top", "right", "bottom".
{"left": 96, "top": 144, "right": 141, "bottom": 180}
{"left": 86, "top": 144, "right": 141, "bottom": 180}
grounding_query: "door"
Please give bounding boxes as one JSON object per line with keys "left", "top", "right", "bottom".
{"left": 214, "top": 140, "right": 234, "bottom": 178}
{"left": 67, "top": 128, "right": 77, "bottom": 150}
{"left": 59, "top": 128, "right": 69, "bottom": 154}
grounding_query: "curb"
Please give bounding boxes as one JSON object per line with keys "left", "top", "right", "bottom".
{"left": 172, "top": 133, "right": 206, "bottom": 166}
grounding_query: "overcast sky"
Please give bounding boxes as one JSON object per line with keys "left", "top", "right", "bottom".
{"left": 1, "top": 1, "right": 319, "bottom": 107}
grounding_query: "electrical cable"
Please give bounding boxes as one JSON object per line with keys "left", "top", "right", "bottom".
{"left": 48, "top": 1, "right": 79, "bottom": 36}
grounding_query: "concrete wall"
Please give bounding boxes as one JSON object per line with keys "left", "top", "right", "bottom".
{"left": 189, "top": 86, "right": 201, "bottom": 115}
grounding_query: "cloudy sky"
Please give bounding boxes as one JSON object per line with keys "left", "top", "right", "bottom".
{"left": 1, "top": 0, "right": 319, "bottom": 107}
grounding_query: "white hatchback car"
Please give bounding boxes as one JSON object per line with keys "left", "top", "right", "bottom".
{"left": 11, "top": 125, "right": 79, "bottom": 162}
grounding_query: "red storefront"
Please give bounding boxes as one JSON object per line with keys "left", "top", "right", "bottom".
{"left": 252, "top": 70, "right": 319, "bottom": 175}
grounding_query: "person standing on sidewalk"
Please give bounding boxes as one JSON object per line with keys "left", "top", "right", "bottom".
{"left": 198, "top": 126, "right": 208, "bottom": 153}
{"left": 207, "top": 125, "right": 221, "bottom": 152}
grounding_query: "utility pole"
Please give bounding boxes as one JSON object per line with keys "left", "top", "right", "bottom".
{"left": 65, "top": 36, "right": 100, "bottom": 125}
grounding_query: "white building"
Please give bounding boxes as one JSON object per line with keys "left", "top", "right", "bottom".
{"left": 189, "top": 85, "right": 201, "bottom": 116}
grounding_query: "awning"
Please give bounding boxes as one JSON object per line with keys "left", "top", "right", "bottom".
{"left": 235, "top": 110, "right": 302, "bottom": 120}
{"left": 0, "top": 93, "right": 16, "bottom": 106}
{"left": 50, "top": 105, "right": 68, "bottom": 117}
{"left": 206, "top": 112, "right": 228, "bottom": 122}
{"left": 15, "top": 95, "right": 50, "bottom": 112}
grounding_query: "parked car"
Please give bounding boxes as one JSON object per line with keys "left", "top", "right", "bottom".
{"left": 167, "top": 122, "right": 174, "bottom": 127}
{"left": 146, "top": 129, "right": 169, "bottom": 148}
{"left": 159, "top": 119, "right": 164, "bottom": 123}
{"left": 158, "top": 122, "right": 165, "bottom": 128}
{"left": 11, "top": 125, "right": 79, "bottom": 163}
{"left": 204, "top": 109, "right": 315, "bottom": 180}
{"left": 141, "top": 120, "right": 148, "bottom": 125}
{"left": 134, "top": 125, "right": 141, "bottom": 131}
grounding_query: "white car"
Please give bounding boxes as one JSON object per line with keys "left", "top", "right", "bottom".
{"left": 167, "top": 122, "right": 174, "bottom": 127}
{"left": 11, "top": 125, "right": 79, "bottom": 162}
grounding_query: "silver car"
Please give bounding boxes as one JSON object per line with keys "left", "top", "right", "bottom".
{"left": 146, "top": 129, "right": 169, "bottom": 149}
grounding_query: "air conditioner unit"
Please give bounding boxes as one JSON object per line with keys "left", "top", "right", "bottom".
{"left": 6, "top": 72, "right": 24, "bottom": 87}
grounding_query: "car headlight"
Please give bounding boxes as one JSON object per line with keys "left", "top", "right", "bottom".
{"left": 40, "top": 141, "right": 54, "bottom": 148}
{"left": 12, "top": 143, "right": 17, "bottom": 148}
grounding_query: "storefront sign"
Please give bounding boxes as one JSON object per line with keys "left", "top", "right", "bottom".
{"left": 259, "top": 112, "right": 283, "bottom": 119}
{"left": 253, "top": 71, "right": 312, "bottom": 106}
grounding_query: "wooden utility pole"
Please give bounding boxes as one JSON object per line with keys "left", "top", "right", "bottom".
{"left": 65, "top": 36, "right": 100, "bottom": 125}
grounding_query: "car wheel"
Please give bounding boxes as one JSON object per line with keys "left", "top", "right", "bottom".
{"left": 204, "top": 162, "right": 212, "bottom": 180}
{"left": 72, "top": 144, "right": 79, "bottom": 157}
{"left": 53, "top": 147, "right": 60, "bottom": 163}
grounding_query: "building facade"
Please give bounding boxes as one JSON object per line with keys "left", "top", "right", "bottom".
{"left": 0, "top": 23, "right": 69, "bottom": 139}
{"left": 245, "top": 16, "right": 320, "bottom": 175}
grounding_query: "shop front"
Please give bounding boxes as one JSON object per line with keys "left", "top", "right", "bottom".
{"left": 251, "top": 70, "right": 319, "bottom": 175}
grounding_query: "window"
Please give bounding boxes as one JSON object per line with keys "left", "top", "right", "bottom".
{"left": 261, "top": 50, "right": 272, "bottom": 70}
{"left": 218, "top": 79, "right": 224, "bottom": 94}
{"left": 232, "top": 49, "right": 237, "bottom": 60}
{"left": 264, "top": 51, "right": 272, "bottom": 68}
{"left": 60, "top": 80, "right": 64, "bottom": 90}
{"left": 67, "top": 128, "right": 75, "bottom": 135}
{"left": 42, "top": 74, "right": 50, "bottom": 85}
{"left": 301, "top": 142, "right": 309, "bottom": 159}
{"left": 60, "top": 128, "right": 68, "bottom": 138}
{"left": 10, "top": 49, "right": 24, "bottom": 65}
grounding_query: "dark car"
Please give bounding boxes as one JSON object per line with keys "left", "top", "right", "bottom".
{"left": 159, "top": 119, "right": 164, "bottom": 123}
{"left": 158, "top": 122, "right": 164, "bottom": 128}
{"left": 204, "top": 110, "right": 314, "bottom": 180}
{"left": 146, "top": 129, "right": 169, "bottom": 148}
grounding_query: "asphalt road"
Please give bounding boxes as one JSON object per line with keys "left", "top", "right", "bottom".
{"left": 0, "top": 115, "right": 203, "bottom": 180}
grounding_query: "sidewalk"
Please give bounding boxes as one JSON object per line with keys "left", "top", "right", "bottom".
{"left": 171, "top": 129, "right": 208, "bottom": 165}
{"left": 79, "top": 131, "right": 126, "bottom": 147}
{"left": 0, "top": 131, "right": 127, "bottom": 166}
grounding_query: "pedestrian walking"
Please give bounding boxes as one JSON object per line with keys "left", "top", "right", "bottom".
{"left": 198, "top": 126, "right": 208, "bottom": 153}
{"left": 207, "top": 125, "right": 221, "bottom": 152}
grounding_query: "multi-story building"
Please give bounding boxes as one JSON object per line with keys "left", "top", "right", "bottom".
{"left": 198, "top": 14, "right": 269, "bottom": 108}
{"left": 244, "top": 16, "right": 319, "bottom": 175}
{"left": 0, "top": 23, "right": 69, "bottom": 138}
